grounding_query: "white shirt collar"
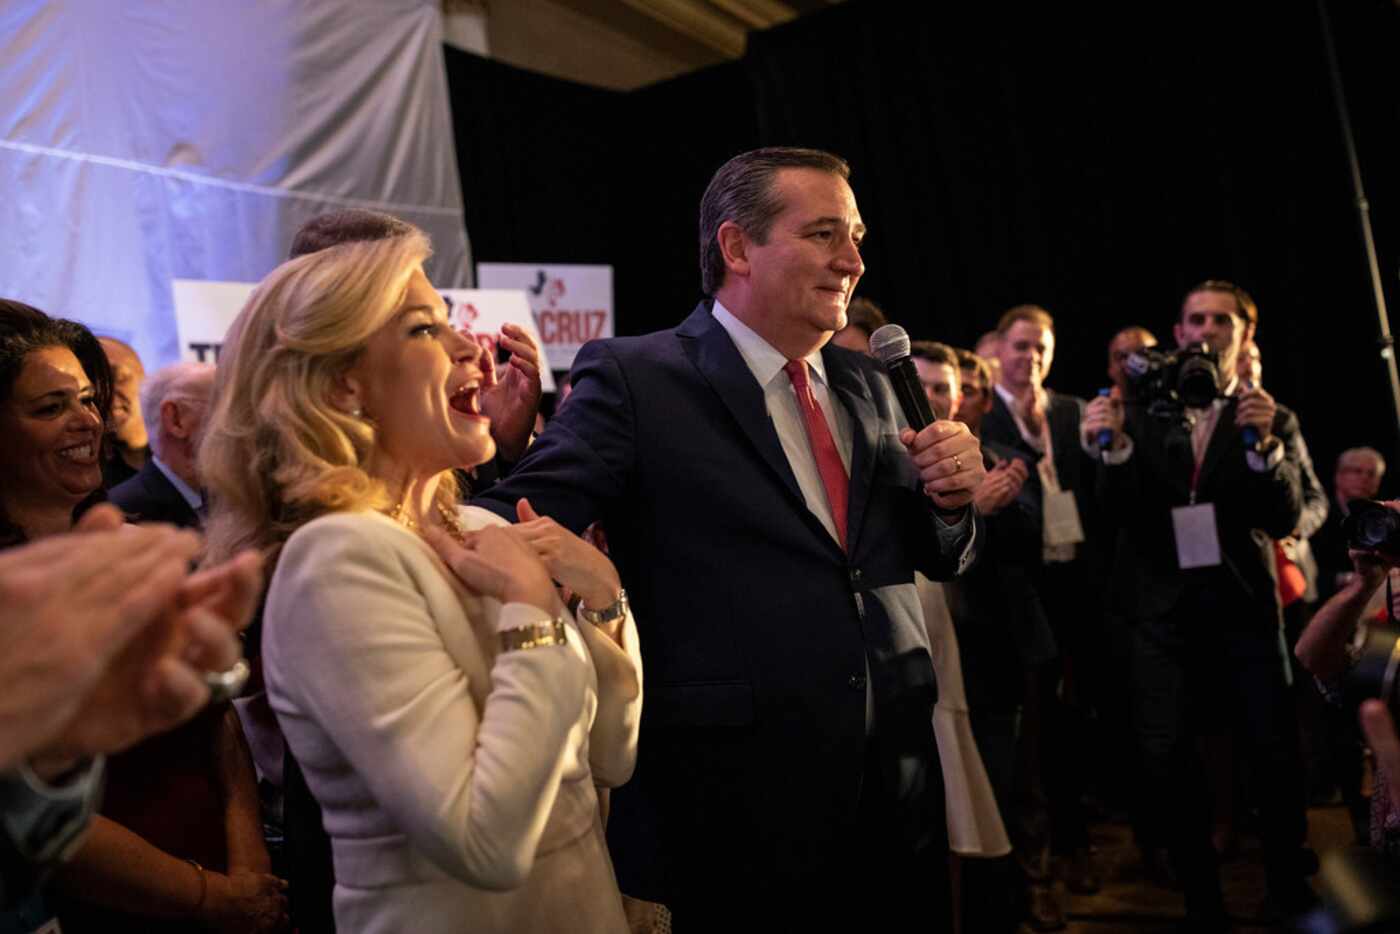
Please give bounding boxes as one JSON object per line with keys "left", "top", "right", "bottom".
{"left": 711, "top": 298, "right": 829, "bottom": 390}
{"left": 151, "top": 455, "right": 203, "bottom": 511}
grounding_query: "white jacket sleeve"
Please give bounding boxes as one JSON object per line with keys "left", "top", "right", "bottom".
{"left": 574, "top": 605, "right": 642, "bottom": 788}
{"left": 264, "top": 515, "right": 590, "bottom": 891}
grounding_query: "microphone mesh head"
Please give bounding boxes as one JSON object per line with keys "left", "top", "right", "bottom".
{"left": 868, "top": 323, "right": 911, "bottom": 364}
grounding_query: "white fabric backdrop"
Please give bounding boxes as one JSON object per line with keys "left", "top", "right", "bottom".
{"left": 0, "top": 0, "right": 471, "bottom": 367}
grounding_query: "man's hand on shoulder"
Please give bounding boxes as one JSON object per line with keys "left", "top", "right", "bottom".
{"left": 900, "top": 420, "right": 986, "bottom": 515}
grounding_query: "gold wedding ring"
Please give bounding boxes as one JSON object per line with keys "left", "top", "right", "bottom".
{"left": 953, "top": 455, "right": 963, "bottom": 473}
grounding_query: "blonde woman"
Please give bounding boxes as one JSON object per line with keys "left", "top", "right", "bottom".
{"left": 200, "top": 229, "right": 641, "bottom": 933}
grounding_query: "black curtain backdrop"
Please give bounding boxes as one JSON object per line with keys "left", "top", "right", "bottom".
{"left": 446, "top": 0, "right": 1399, "bottom": 482}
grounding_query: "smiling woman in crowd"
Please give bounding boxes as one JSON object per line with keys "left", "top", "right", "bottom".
{"left": 199, "top": 225, "right": 641, "bottom": 932}
{"left": 0, "top": 300, "right": 285, "bottom": 934}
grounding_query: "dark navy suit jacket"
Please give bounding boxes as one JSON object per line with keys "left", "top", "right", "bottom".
{"left": 476, "top": 302, "right": 981, "bottom": 903}
{"left": 107, "top": 458, "right": 200, "bottom": 529}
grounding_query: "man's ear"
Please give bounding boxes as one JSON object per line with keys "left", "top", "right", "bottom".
{"left": 1173, "top": 321, "right": 1185, "bottom": 348}
{"left": 716, "top": 221, "right": 751, "bottom": 280}
{"left": 161, "top": 399, "right": 187, "bottom": 440}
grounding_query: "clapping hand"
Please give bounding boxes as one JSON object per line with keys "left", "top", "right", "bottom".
{"left": 973, "top": 456, "right": 1027, "bottom": 515}
{"left": 2, "top": 505, "right": 261, "bottom": 776}
{"left": 477, "top": 323, "right": 543, "bottom": 463}
{"left": 1018, "top": 385, "right": 1048, "bottom": 437}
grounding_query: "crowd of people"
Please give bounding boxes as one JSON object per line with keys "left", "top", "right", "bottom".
{"left": 2, "top": 146, "right": 1398, "bottom": 934}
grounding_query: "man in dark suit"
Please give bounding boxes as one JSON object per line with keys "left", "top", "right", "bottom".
{"left": 1083, "top": 281, "right": 1310, "bottom": 930}
{"left": 980, "top": 305, "right": 1102, "bottom": 917}
{"left": 477, "top": 147, "right": 986, "bottom": 930}
{"left": 942, "top": 344, "right": 1050, "bottom": 934}
{"left": 107, "top": 362, "right": 214, "bottom": 529}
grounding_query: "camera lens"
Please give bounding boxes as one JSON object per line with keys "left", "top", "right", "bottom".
{"left": 1356, "top": 512, "right": 1396, "bottom": 551}
{"left": 1344, "top": 500, "right": 1400, "bottom": 553}
{"left": 1177, "top": 355, "right": 1218, "bottom": 409}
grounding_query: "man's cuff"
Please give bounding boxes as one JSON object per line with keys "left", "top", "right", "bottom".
{"left": 1246, "top": 437, "right": 1285, "bottom": 473}
{"left": 934, "top": 507, "right": 977, "bottom": 576}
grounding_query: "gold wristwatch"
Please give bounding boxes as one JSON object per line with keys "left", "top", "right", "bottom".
{"left": 498, "top": 616, "right": 569, "bottom": 653}
{"left": 579, "top": 589, "right": 629, "bottom": 626}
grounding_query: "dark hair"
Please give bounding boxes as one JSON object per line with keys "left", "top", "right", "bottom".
{"left": 996, "top": 304, "right": 1055, "bottom": 336}
{"left": 288, "top": 209, "right": 418, "bottom": 260}
{"left": 955, "top": 348, "right": 994, "bottom": 392}
{"left": 910, "top": 340, "right": 959, "bottom": 369}
{"left": 1182, "top": 279, "right": 1253, "bottom": 327}
{"left": 699, "top": 147, "right": 850, "bottom": 296}
{"left": 0, "top": 300, "right": 114, "bottom": 547}
{"left": 844, "top": 297, "right": 889, "bottom": 338}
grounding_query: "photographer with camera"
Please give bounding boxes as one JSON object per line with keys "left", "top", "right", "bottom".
{"left": 1081, "top": 280, "right": 1311, "bottom": 931}
{"left": 1295, "top": 499, "right": 1400, "bottom": 858}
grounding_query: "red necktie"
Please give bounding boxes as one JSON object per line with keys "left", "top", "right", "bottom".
{"left": 785, "top": 359, "right": 849, "bottom": 551}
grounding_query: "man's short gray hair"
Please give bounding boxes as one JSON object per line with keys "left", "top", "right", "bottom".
{"left": 1338, "top": 446, "right": 1387, "bottom": 477}
{"left": 141, "top": 362, "right": 215, "bottom": 444}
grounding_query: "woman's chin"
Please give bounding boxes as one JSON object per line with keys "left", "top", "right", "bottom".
{"left": 460, "top": 435, "right": 496, "bottom": 471}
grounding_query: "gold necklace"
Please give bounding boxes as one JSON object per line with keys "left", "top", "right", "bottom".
{"left": 386, "top": 500, "right": 467, "bottom": 544}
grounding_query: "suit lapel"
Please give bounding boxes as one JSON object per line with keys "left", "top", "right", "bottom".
{"left": 677, "top": 305, "right": 808, "bottom": 513}
{"left": 824, "top": 349, "right": 878, "bottom": 552}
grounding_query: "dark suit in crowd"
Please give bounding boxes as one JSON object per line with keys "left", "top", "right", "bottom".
{"left": 107, "top": 459, "right": 201, "bottom": 529}
{"left": 477, "top": 302, "right": 981, "bottom": 929}
{"left": 944, "top": 436, "right": 1052, "bottom": 934}
{"left": 1101, "top": 397, "right": 1308, "bottom": 920}
{"left": 981, "top": 389, "right": 1101, "bottom": 861}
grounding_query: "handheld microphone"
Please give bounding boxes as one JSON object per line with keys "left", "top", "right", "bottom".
{"left": 1096, "top": 388, "right": 1115, "bottom": 449}
{"left": 868, "top": 324, "right": 935, "bottom": 431}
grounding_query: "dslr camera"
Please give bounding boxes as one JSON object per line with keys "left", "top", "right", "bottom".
{"left": 1338, "top": 500, "right": 1400, "bottom": 722}
{"left": 1124, "top": 342, "right": 1222, "bottom": 421}
{"left": 1344, "top": 499, "right": 1400, "bottom": 554}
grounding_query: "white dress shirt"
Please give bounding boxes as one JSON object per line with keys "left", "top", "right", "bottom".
{"left": 712, "top": 300, "right": 853, "bottom": 546}
{"left": 711, "top": 300, "right": 972, "bottom": 550}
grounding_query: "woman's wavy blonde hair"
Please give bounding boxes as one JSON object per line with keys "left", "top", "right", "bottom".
{"left": 200, "top": 229, "right": 459, "bottom": 565}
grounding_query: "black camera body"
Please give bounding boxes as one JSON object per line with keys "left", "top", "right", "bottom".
{"left": 1124, "top": 342, "right": 1223, "bottom": 421}
{"left": 1344, "top": 499, "right": 1400, "bottom": 554}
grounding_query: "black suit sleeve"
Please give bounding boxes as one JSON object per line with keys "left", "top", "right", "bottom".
{"left": 1256, "top": 411, "right": 1305, "bottom": 540}
{"left": 474, "top": 340, "right": 635, "bottom": 533}
{"left": 1286, "top": 415, "right": 1329, "bottom": 540}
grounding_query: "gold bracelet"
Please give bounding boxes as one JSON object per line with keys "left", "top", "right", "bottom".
{"left": 185, "top": 858, "right": 207, "bottom": 910}
{"left": 499, "top": 616, "right": 569, "bottom": 653}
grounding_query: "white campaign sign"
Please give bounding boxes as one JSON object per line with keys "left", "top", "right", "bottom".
{"left": 476, "top": 263, "right": 613, "bottom": 371}
{"left": 171, "top": 279, "right": 255, "bottom": 364}
{"left": 170, "top": 280, "right": 554, "bottom": 391}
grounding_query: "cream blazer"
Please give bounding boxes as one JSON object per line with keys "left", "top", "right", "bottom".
{"left": 263, "top": 507, "right": 642, "bottom": 933}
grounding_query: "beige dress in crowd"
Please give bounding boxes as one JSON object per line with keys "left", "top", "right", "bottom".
{"left": 916, "top": 572, "right": 1012, "bottom": 858}
{"left": 262, "top": 506, "right": 642, "bottom": 933}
